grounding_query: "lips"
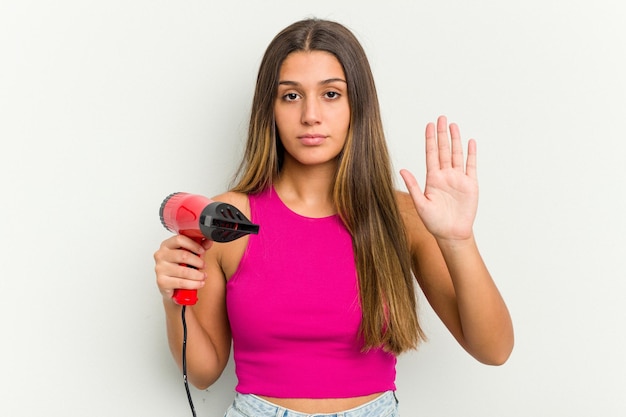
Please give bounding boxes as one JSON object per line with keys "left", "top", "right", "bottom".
{"left": 298, "top": 134, "right": 326, "bottom": 146}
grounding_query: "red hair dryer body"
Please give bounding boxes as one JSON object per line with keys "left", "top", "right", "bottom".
{"left": 159, "top": 192, "right": 259, "bottom": 305}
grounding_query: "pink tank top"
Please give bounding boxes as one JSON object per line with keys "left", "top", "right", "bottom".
{"left": 226, "top": 187, "right": 396, "bottom": 398}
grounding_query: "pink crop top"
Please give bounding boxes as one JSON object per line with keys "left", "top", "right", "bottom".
{"left": 226, "top": 187, "right": 396, "bottom": 398}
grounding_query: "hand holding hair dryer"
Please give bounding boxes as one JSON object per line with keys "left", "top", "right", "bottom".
{"left": 159, "top": 192, "right": 259, "bottom": 305}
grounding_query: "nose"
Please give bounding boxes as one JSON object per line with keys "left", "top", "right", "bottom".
{"left": 301, "top": 97, "right": 321, "bottom": 125}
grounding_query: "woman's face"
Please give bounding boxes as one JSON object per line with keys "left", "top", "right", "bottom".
{"left": 274, "top": 50, "right": 351, "bottom": 168}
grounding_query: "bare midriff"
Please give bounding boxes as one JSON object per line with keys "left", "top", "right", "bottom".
{"left": 258, "top": 392, "right": 384, "bottom": 414}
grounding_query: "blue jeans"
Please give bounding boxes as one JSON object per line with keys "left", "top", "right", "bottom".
{"left": 224, "top": 391, "right": 400, "bottom": 417}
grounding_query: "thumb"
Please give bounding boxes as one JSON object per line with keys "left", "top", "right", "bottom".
{"left": 400, "top": 169, "right": 426, "bottom": 207}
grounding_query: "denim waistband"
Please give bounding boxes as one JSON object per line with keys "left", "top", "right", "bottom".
{"left": 228, "top": 391, "right": 399, "bottom": 417}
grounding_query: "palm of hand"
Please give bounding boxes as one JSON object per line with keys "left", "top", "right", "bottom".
{"left": 400, "top": 116, "right": 479, "bottom": 241}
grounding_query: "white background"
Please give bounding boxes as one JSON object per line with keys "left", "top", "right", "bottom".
{"left": 1, "top": 1, "right": 625, "bottom": 416}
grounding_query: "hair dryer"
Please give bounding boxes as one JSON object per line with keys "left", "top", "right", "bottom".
{"left": 159, "top": 192, "right": 259, "bottom": 305}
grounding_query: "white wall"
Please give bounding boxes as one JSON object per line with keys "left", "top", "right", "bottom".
{"left": 1, "top": 1, "right": 625, "bottom": 415}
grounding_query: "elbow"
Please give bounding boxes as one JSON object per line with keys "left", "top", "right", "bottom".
{"left": 481, "top": 349, "right": 513, "bottom": 366}
{"left": 185, "top": 340, "right": 231, "bottom": 390}
{"left": 189, "top": 369, "right": 225, "bottom": 391}
{"left": 192, "top": 381, "right": 211, "bottom": 391}
{"left": 186, "top": 353, "right": 230, "bottom": 390}
{"left": 475, "top": 336, "right": 515, "bottom": 366}
{"left": 465, "top": 328, "right": 515, "bottom": 366}
{"left": 192, "top": 380, "right": 214, "bottom": 391}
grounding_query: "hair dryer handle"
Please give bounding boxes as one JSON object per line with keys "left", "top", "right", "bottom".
{"left": 173, "top": 289, "right": 198, "bottom": 306}
{"left": 173, "top": 235, "right": 204, "bottom": 306}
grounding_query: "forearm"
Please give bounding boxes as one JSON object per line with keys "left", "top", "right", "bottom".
{"left": 163, "top": 299, "right": 230, "bottom": 389}
{"left": 436, "top": 235, "right": 514, "bottom": 365}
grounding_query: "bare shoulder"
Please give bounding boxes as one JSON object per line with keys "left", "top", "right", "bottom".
{"left": 211, "top": 191, "right": 251, "bottom": 217}
{"left": 211, "top": 190, "right": 248, "bottom": 205}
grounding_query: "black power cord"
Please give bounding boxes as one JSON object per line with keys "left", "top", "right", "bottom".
{"left": 181, "top": 305, "right": 197, "bottom": 417}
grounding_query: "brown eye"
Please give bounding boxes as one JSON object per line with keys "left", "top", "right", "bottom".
{"left": 283, "top": 93, "right": 299, "bottom": 101}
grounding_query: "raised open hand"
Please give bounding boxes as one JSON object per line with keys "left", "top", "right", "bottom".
{"left": 400, "top": 115, "right": 479, "bottom": 241}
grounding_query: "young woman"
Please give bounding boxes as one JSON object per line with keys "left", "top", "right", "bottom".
{"left": 154, "top": 18, "right": 514, "bottom": 417}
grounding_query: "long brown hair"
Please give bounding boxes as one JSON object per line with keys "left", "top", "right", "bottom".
{"left": 231, "top": 18, "right": 425, "bottom": 354}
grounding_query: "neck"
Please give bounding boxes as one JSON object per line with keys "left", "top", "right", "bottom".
{"left": 274, "top": 159, "right": 337, "bottom": 218}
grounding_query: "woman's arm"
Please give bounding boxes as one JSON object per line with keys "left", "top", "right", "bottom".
{"left": 154, "top": 230, "right": 232, "bottom": 389}
{"left": 399, "top": 116, "right": 514, "bottom": 364}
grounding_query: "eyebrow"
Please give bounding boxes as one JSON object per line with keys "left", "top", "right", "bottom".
{"left": 278, "top": 78, "right": 347, "bottom": 86}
